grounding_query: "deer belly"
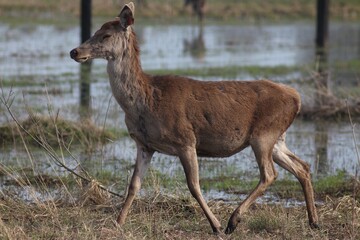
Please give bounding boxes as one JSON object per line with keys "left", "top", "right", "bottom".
{"left": 196, "top": 135, "right": 249, "bottom": 157}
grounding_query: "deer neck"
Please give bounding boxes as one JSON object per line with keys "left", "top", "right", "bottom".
{"left": 107, "top": 30, "right": 149, "bottom": 115}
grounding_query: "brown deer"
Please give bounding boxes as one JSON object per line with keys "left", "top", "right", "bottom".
{"left": 70, "top": 2, "right": 319, "bottom": 234}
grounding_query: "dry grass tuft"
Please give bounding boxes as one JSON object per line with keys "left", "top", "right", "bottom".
{"left": 300, "top": 72, "right": 360, "bottom": 120}
{"left": 77, "top": 180, "right": 112, "bottom": 206}
{"left": 0, "top": 115, "right": 115, "bottom": 148}
{"left": 320, "top": 195, "right": 360, "bottom": 236}
{"left": 321, "top": 195, "right": 360, "bottom": 216}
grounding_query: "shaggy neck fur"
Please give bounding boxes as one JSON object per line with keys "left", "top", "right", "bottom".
{"left": 107, "top": 28, "right": 150, "bottom": 114}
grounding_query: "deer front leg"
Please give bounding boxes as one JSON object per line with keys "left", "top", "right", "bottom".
{"left": 179, "top": 147, "right": 222, "bottom": 234}
{"left": 117, "top": 143, "right": 154, "bottom": 225}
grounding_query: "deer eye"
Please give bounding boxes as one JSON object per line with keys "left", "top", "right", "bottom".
{"left": 102, "top": 34, "right": 111, "bottom": 41}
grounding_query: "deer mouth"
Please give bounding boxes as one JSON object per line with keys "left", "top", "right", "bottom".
{"left": 75, "top": 56, "right": 90, "bottom": 63}
{"left": 70, "top": 48, "right": 91, "bottom": 63}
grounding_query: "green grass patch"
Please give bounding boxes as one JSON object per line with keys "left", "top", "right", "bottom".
{"left": 0, "top": 76, "right": 45, "bottom": 87}
{"left": 146, "top": 60, "right": 360, "bottom": 80}
{"left": 106, "top": 127, "right": 129, "bottom": 138}
{"left": 332, "top": 59, "right": 360, "bottom": 73}
{"left": 0, "top": 74, "right": 78, "bottom": 87}
{"left": 269, "top": 179, "right": 303, "bottom": 198}
{"left": 314, "top": 171, "right": 356, "bottom": 198}
{"left": 143, "top": 168, "right": 185, "bottom": 190}
{"left": 336, "top": 86, "right": 360, "bottom": 100}
{"left": 200, "top": 171, "right": 359, "bottom": 200}
{"left": 147, "top": 65, "right": 302, "bottom": 79}
{"left": 200, "top": 175, "right": 258, "bottom": 193}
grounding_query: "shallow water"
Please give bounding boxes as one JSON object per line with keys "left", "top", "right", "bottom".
{"left": 1, "top": 21, "right": 359, "bottom": 76}
{"left": 0, "top": 20, "right": 359, "bottom": 200}
{"left": 0, "top": 118, "right": 358, "bottom": 180}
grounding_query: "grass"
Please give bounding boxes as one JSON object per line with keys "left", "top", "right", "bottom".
{"left": 0, "top": 1, "right": 359, "bottom": 238}
{"left": 0, "top": 74, "right": 79, "bottom": 88}
{"left": 199, "top": 170, "right": 360, "bottom": 201}
{"left": 0, "top": 115, "right": 116, "bottom": 148}
{"left": 200, "top": 174, "right": 258, "bottom": 193}
{"left": 0, "top": 105, "right": 358, "bottom": 239}
{"left": 315, "top": 171, "right": 352, "bottom": 195}
{"left": 147, "top": 65, "right": 302, "bottom": 80}
{"left": 1, "top": 0, "right": 360, "bottom": 23}
{"left": 146, "top": 59, "right": 360, "bottom": 80}
{"left": 3, "top": 162, "right": 357, "bottom": 202}
{"left": 0, "top": 181, "right": 359, "bottom": 239}
{"left": 246, "top": 206, "right": 284, "bottom": 234}
{"left": 333, "top": 59, "right": 360, "bottom": 72}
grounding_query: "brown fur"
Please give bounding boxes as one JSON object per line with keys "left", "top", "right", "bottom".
{"left": 70, "top": 2, "right": 318, "bottom": 234}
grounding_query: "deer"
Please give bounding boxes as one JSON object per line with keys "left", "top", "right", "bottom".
{"left": 184, "top": 0, "right": 206, "bottom": 22}
{"left": 70, "top": 2, "right": 319, "bottom": 234}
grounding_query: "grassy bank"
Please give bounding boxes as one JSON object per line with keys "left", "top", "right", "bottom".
{"left": 0, "top": 115, "right": 118, "bottom": 148}
{"left": 200, "top": 171, "right": 360, "bottom": 201}
{"left": 2, "top": 159, "right": 360, "bottom": 240}
{"left": 0, "top": 0, "right": 360, "bottom": 23}
{"left": 0, "top": 111, "right": 359, "bottom": 239}
{"left": 0, "top": 186, "right": 359, "bottom": 239}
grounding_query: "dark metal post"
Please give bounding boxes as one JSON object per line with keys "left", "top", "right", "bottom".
{"left": 316, "top": 0, "right": 330, "bottom": 48}
{"left": 314, "top": 1, "right": 330, "bottom": 119}
{"left": 80, "top": 0, "right": 92, "bottom": 119}
{"left": 81, "top": 0, "right": 92, "bottom": 43}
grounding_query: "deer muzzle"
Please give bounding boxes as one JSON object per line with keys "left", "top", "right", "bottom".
{"left": 70, "top": 48, "right": 91, "bottom": 63}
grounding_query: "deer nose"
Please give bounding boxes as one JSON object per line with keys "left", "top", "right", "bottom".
{"left": 70, "top": 49, "right": 78, "bottom": 59}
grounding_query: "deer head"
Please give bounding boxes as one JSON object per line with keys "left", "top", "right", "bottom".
{"left": 70, "top": 2, "right": 135, "bottom": 63}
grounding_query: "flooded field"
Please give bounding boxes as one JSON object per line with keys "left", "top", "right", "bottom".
{"left": 0, "top": 19, "right": 359, "bottom": 200}
{"left": 1, "top": 21, "right": 360, "bottom": 75}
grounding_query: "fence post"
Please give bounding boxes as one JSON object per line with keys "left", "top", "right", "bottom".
{"left": 316, "top": 0, "right": 329, "bottom": 48}
{"left": 81, "top": 0, "right": 92, "bottom": 43}
{"left": 315, "top": 0, "right": 330, "bottom": 115}
{"left": 79, "top": 0, "right": 92, "bottom": 119}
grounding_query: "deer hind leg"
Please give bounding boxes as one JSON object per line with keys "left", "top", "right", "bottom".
{"left": 272, "top": 133, "right": 319, "bottom": 228}
{"left": 225, "top": 136, "right": 278, "bottom": 234}
{"left": 179, "top": 147, "right": 222, "bottom": 234}
{"left": 117, "top": 143, "right": 154, "bottom": 225}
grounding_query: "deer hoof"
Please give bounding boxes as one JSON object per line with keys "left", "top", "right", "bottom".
{"left": 224, "top": 222, "right": 237, "bottom": 234}
{"left": 310, "top": 222, "right": 320, "bottom": 229}
{"left": 212, "top": 228, "right": 220, "bottom": 234}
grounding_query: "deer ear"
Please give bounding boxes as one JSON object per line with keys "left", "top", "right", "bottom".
{"left": 118, "top": 2, "right": 135, "bottom": 29}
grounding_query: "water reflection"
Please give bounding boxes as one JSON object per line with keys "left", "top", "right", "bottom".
{"left": 183, "top": 24, "right": 206, "bottom": 60}
{"left": 315, "top": 48, "right": 329, "bottom": 97}
{"left": 312, "top": 46, "right": 329, "bottom": 178}
{"left": 314, "top": 120, "right": 329, "bottom": 177}
{"left": 1, "top": 22, "right": 359, "bottom": 76}
{"left": 79, "top": 61, "right": 92, "bottom": 120}
{"left": 0, "top": 106, "right": 358, "bottom": 186}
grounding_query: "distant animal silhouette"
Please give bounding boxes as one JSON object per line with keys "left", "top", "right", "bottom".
{"left": 184, "top": 0, "right": 205, "bottom": 21}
